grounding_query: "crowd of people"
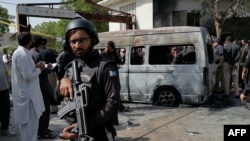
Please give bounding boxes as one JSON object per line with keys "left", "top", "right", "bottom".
{"left": 1, "top": 17, "right": 250, "bottom": 141}
{"left": 0, "top": 17, "right": 129, "bottom": 141}
{"left": 212, "top": 36, "right": 250, "bottom": 107}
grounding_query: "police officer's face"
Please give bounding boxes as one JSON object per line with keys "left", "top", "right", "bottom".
{"left": 68, "top": 29, "right": 91, "bottom": 57}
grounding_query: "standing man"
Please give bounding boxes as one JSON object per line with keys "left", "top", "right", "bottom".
{"left": 101, "top": 41, "right": 129, "bottom": 112}
{"left": 213, "top": 38, "right": 224, "bottom": 93}
{"left": 101, "top": 41, "right": 122, "bottom": 65}
{"left": 223, "top": 36, "right": 241, "bottom": 97}
{"left": 29, "top": 36, "right": 56, "bottom": 139}
{"left": 11, "top": 32, "right": 45, "bottom": 141}
{"left": 0, "top": 52, "right": 15, "bottom": 136}
{"left": 2, "top": 49, "right": 14, "bottom": 92}
{"left": 2, "top": 48, "right": 12, "bottom": 72}
{"left": 40, "top": 38, "right": 60, "bottom": 115}
{"left": 239, "top": 39, "right": 249, "bottom": 89}
{"left": 59, "top": 18, "right": 120, "bottom": 141}
{"left": 240, "top": 44, "right": 250, "bottom": 109}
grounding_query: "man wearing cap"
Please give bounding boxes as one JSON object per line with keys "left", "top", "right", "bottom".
{"left": 213, "top": 37, "right": 224, "bottom": 93}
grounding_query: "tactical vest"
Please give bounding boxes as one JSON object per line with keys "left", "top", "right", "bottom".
{"left": 73, "top": 56, "right": 110, "bottom": 113}
{"left": 73, "top": 55, "right": 118, "bottom": 140}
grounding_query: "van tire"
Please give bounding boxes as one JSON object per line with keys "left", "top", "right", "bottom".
{"left": 154, "top": 87, "right": 180, "bottom": 107}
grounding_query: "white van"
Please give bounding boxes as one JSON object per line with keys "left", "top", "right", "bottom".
{"left": 95, "top": 26, "right": 215, "bottom": 106}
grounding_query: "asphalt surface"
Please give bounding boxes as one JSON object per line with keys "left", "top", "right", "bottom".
{"left": 115, "top": 94, "right": 250, "bottom": 141}
{"left": 1, "top": 93, "right": 250, "bottom": 141}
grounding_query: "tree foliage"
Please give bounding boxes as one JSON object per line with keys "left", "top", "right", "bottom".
{"left": 32, "top": 0, "right": 109, "bottom": 51}
{"left": 33, "top": 21, "right": 64, "bottom": 51}
{"left": 60, "top": 0, "right": 108, "bottom": 32}
{"left": 0, "top": 5, "right": 13, "bottom": 37}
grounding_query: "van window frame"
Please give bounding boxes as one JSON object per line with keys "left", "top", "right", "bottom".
{"left": 148, "top": 44, "right": 196, "bottom": 65}
{"left": 130, "top": 46, "right": 145, "bottom": 65}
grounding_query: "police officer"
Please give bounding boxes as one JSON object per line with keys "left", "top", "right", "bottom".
{"left": 59, "top": 18, "right": 121, "bottom": 141}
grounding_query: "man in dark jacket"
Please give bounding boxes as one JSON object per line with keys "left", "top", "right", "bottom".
{"left": 101, "top": 41, "right": 122, "bottom": 65}
{"left": 223, "top": 36, "right": 241, "bottom": 97}
{"left": 40, "top": 38, "right": 60, "bottom": 114}
{"left": 59, "top": 18, "right": 120, "bottom": 141}
{"left": 101, "top": 41, "right": 129, "bottom": 112}
{"left": 57, "top": 42, "right": 75, "bottom": 81}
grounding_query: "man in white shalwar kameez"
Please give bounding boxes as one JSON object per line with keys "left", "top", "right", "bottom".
{"left": 11, "top": 32, "right": 45, "bottom": 141}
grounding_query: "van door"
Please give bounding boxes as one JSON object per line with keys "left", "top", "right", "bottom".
{"left": 205, "top": 43, "right": 215, "bottom": 96}
{"left": 127, "top": 46, "right": 147, "bottom": 102}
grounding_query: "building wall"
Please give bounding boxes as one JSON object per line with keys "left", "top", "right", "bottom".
{"left": 107, "top": 0, "right": 153, "bottom": 31}
{"left": 0, "top": 32, "right": 14, "bottom": 48}
{"left": 136, "top": 0, "right": 153, "bottom": 29}
{"left": 100, "top": 0, "right": 201, "bottom": 31}
{"left": 153, "top": 0, "right": 201, "bottom": 28}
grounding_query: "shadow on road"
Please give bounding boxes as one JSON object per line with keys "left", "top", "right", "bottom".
{"left": 200, "top": 93, "right": 245, "bottom": 110}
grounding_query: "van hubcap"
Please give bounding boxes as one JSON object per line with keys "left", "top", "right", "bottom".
{"left": 158, "top": 90, "right": 175, "bottom": 106}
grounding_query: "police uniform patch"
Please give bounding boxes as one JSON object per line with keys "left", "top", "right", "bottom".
{"left": 109, "top": 70, "right": 117, "bottom": 77}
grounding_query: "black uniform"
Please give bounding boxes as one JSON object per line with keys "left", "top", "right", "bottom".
{"left": 64, "top": 50, "right": 120, "bottom": 141}
{"left": 57, "top": 42, "right": 75, "bottom": 80}
{"left": 57, "top": 50, "right": 75, "bottom": 80}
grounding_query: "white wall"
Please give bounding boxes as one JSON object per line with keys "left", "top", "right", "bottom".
{"left": 136, "top": 0, "right": 153, "bottom": 29}
{"left": 101, "top": 0, "right": 201, "bottom": 31}
{"left": 107, "top": 0, "right": 153, "bottom": 31}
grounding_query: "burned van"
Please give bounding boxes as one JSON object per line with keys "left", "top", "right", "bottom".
{"left": 95, "top": 26, "right": 215, "bottom": 106}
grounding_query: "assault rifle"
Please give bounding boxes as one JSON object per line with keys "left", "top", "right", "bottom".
{"left": 57, "top": 60, "right": 94, "bottom": 141}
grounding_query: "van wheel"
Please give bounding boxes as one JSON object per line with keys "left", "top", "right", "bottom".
{"left": 156, "top": 88, "right": 180, "bottom": 107}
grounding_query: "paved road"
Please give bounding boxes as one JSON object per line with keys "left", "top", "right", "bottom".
{"left": 115, "top": 94, "right": 250, "bottom": 141}
{"left": 1, "top": 94, "right": 250, "bottom": 141}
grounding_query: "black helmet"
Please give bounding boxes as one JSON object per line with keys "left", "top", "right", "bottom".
{"left": 65, "top": 18, "right": 99, "bottom": 46}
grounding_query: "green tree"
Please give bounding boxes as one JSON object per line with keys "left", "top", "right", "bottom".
{"left": 0, "top": 5, "right": 13, "bottom": 36}
{"left": 33, "top": 21, "right": 64, "bottom": 51}
{"left": 60, "top": 0, "right": 108, "bottom": 32}
{"left": 33, "top": 0, "right": 116, "bottom": 51}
